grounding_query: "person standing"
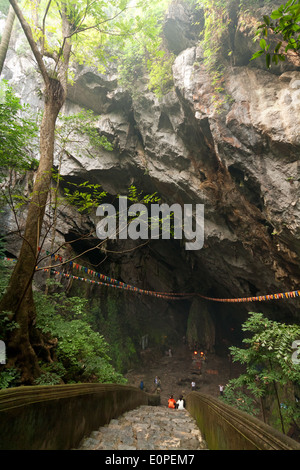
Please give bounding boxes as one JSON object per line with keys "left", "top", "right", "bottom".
{"left": 191, "top": 381, "right": 196, "bottom": 391}
{"left": 155, "top": 377, "right": 161, "bottom": 393}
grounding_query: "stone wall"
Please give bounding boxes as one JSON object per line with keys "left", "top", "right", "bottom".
{"left": 186, "top": 392, "right": 300, "bottom": 450}
{"left": 0, "top": 383, "right": 160, "bottom": 450}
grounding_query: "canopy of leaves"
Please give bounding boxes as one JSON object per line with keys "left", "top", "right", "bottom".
{"left": 19, "top": 0, "right": 172, "bottom": 78}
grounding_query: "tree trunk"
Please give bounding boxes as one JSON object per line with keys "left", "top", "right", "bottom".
{"left": 0, "top": 5, "right": 15, "bottom": 75}
{"left": 0, "top": 79, "right": 65, "bottom": 383}
{"left": 0, "top": 0, "right": 72, "bottom": 384}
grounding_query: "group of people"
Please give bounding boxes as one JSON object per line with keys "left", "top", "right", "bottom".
{"left": 168, "top": 394, "right": 185, "bottom": 410}
{"left": 140, "top": 375, "right": 225, "bottom": 398}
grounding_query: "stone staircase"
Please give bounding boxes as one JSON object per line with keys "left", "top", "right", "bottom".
{"left": 77, "top": 405, "right": 208, "bottom": 451}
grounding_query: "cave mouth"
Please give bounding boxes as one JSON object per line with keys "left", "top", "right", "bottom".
{"left": 58, "top": 180, "right": 298, "bottom": 373}
{"left": 62, "top": 226, "right": 250, "bottom": 368}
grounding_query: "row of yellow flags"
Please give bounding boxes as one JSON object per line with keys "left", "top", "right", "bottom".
{"left": 2, "top": 254, "right": 300, "bottom": 303}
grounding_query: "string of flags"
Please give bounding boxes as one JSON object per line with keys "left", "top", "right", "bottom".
{"left": 1, "top": 254, "right": 299, "bottom": 304}
{"left": 48, "top": 268, "right": 300, "bottom": 303}
{"left": 47, "top": 268, "right": 182, "bottom": 300}
{"left": 196, "top": 291, "right": 300, "bottom": 303}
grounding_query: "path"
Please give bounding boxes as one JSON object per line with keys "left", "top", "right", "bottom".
{"left": 78, "top": 405, "right": 208, "bottom": 451}
{"left": 76, "top": 345, "right": 243, "bottom": 451}
{"left": 125, "top": 344, "right": 243, "bottom": 406}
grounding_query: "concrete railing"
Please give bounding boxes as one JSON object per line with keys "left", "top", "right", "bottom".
{"left": 186, "top": 392, "right": 300, "bottom": 450}
{"left": 2, "top": 385, "right": 299, "bottom": 450}
{"left": 0, "top": 383, "right": 160, "bottom": 450}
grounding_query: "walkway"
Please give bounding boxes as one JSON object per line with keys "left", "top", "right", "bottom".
{"left": 77, "top": 405, "right": 208, "bottom": 451}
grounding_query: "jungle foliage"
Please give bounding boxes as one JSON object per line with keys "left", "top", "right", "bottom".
{"left": 34, "top": 285, "right": 126, "bottom": 386}
{"left": 0, "top": 256, "right": 127, "bottom": 388}
{"left": 0, "top": 81, "right": 38, "bottom": 175}
{"left": 222, "top": 313, "right": 300, "bottom": 435}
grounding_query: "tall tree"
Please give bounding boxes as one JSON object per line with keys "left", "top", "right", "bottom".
{"left": 0, "top": 0, "right": 166, "bottom": 383}
{"left": 0, "top": 0, "right": 72, "bottom": 383}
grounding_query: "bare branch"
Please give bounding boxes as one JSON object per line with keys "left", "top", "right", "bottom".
{"left": 67, "top": 5, "right": 129, "bottom": 38}
{"left": 42, "top": 0, "right": 53, "bottom": 56}
{"left": 9, "top": 0, "right": 50, "bottom": 85}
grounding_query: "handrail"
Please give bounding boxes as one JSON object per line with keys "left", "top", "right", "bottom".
{"left": 0, "top": 383, "right": 139, "bottom": 410}
{"left": 186, "top": 392, "right": 300, "bottom": 450}
{"left": 1, "top": 385, "right": 299, "bottom": 450}
{"left": 0, "top": 383, "right": 160, "bottom": 450}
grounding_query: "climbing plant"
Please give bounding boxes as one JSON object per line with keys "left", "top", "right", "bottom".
{"left": 195, "top": 0, "right": 240, "bottom": 111}
{"left": 198, "top": 1, "right": 228, "bottom": 86}
{"left": 195, "top": 1, "right": 283, "bottom": 108}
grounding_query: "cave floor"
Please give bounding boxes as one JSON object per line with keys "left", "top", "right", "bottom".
{"left": 125, "top": 344, "right": 244, "bottom": 406}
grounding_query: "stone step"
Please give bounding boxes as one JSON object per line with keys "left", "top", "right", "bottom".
{"left": 78, "top": 405, "right": 208, "bottom": 451}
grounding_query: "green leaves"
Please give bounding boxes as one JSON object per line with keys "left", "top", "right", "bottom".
{"left": 20, "top": 0, "right": 155, "bottom": 75}
{"left": 34, "top": 290, "right": 126, "bottom": 384}
{"left": 55, "top": 109, "right": 114, "bottom": 155}
{"left": 251, "top": 0, "right": 300, "bottom": 68}
{"left": 259, "top": 38, "right": 267, "bottom": 49}
{"left": 0, "top": 80, "right": 38, "bottom": 175}
{"left": 222, "top": 312, "right": 300, "bottom": 425}
{"left": 116, "top": 0, "right": 173, "bottom": 98}
{"left": 148, "top": 52, "right": 175, "bottom": 98}
{"left": 63, "top": 180, "right": 108, "bottom": 214}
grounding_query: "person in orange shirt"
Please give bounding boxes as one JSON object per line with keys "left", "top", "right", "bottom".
{"left": 168, "top": 395, "right": 176, "bottom": 409}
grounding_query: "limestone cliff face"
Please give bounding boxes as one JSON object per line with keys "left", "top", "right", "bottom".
{"left": 1, "top": 1, "right": 299, "bottom": 358}
{"left": 61, "top": 4, "right": 300, "bottom": 308}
